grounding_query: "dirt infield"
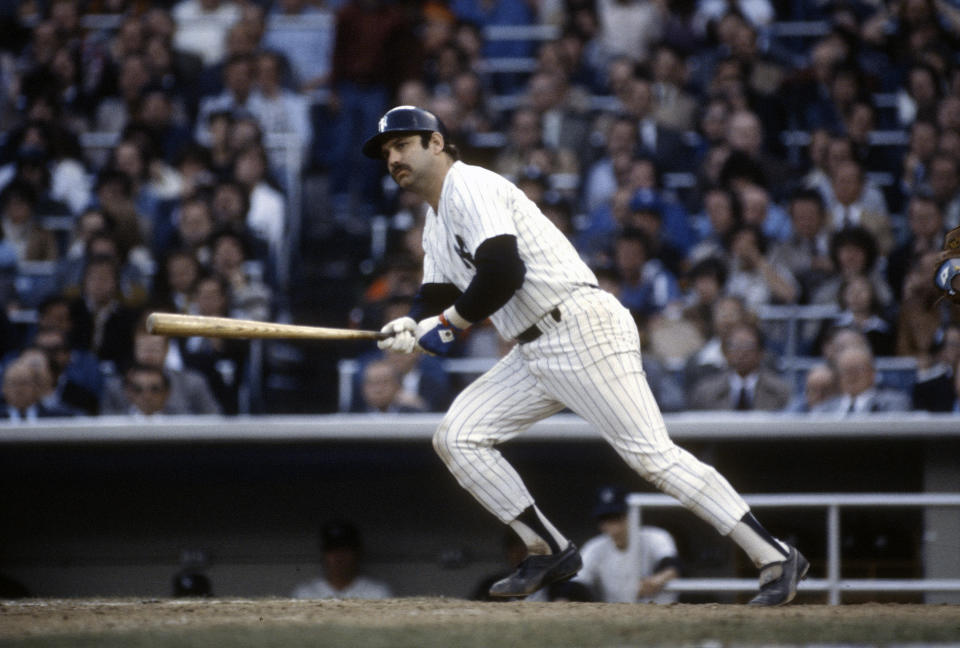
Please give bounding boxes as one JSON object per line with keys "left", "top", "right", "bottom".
{"left": 2, "top": 598, "right": 959, "bottom": 647}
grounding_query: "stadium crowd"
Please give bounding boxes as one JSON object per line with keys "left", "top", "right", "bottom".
{"left": 2, "top": 0, "right": 960, "bottom": 419}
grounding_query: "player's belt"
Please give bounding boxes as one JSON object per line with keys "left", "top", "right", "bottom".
{"left": 516, "top": 307, "right": 561, "bottom": 344}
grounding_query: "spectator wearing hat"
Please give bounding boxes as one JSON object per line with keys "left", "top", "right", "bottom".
{"left": 572, "top": 486, "right": 681, "bottom": 604}
{"left": 291, "top": 520, "right": 393, "bottom": 600}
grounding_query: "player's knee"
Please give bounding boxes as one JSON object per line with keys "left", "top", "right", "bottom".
{"left": 432, "top": 416, "right": 475, "bottom": 463}
{"left": 432, "top": 418, "right": 456, "bottom": 461}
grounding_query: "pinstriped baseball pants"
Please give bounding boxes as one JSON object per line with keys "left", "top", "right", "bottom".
{"left": 432, "top": 289, "right": 750, "bottom": 536}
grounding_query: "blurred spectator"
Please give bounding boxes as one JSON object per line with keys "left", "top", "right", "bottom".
{"left": 101, "top": 325, "right": 222, "bottom": 416}
{"left": 814, "top": 273, "right": 896, "bottom": 357}
{"left": 133, "top": 86, "right": 195, "bottom": 170}
{"left": 151, "top": 247, "right": 202, "bottom": 314}
{"left": 786, "top": 362, "right": 840, "bottom": 413}
{"left": 624, "top": 186, "right": 689, "bottom": 276}
{"left": 232, "top": 142, "right": 286, "bottom": 264}
{"left": 524, "top": 69, "right": 591, "bottom": 173}
{"left": 886, "top": 193, "right": 944, "bottom": 302}
{"left": 31, "top": 323, "right": 102, "bottom": 415}
{"left": 682, "top": 294, "right": 751, "bottom": 389}
{"left": 810, "top": 226, "right": 893, "bottom": 309}
{"left": 13, "top": 347, "right": 79, "bottom": 417}
{"left": 172, "top": 0, "right": 243, "bottom": 68}
{"left": 121, "top": 363, "right": 174, "bottom": 418}
{"left": 57, "top": 229, "right": 151, "bottom": 309}
{"left": 325, "top": 0, "right": 421, "bottom": 219}
{"left": 679, "top": 255, "right": 727, "bottom": 342}
{"left": 620, "top": 73, "right": 689, "bottom": 173}
{"left": 172, "top": 273, "right": 248, "bottom": 414}
{"left": 900, "top": 119, "right": 940, "bottom": 200}
{"left": 573, "top": 485, "right": 680, "bottom": 604}
{"left": 928, "top": 152, "right": 960, "bottom": 230}
{"left": 650, "top": 43, "right": 698, "bottom": 132}
{"left": 723, "top": 109, "right": 795, "bottom": 200}
{"left": 209, "top": 228, "right": 272, "bottom": 321}
{"left": 689, "top": 320, "right": 791, "bottom": 411}
{"left": 0, "top": 358, "right": 65, "bottom": 421}
{"left": 250, "top": 50, "right": 312, "bottom": 167}
{"left": 109, "top": 128, "right": 181, "bottom": 233}
{"left": 723, "top": 223, "right": 799, "bottom": 311}
{"left": 595, "top": 0, "right": 664, "bottom": 65}
{"left": 580, "top": 114, "right": 637, "bottom": 215}
{"left": 768, "top": 187, "right": 833, "bottom": 303}
{"left": 688, "top": 185, "right": 741, "bottom": 267}
{"left": 292, "top": 520, "right": 393, "bottom": 599}
{"left": 68, "top": 254, "right": 142, "bottom": 375}
{"left": 263, "top": 0, "right": 332, "bottom": 91}
{"left": 897, "top": 62, "right": 944, "bottom": 128}
{"left": 195, "top": 53, "right": 259, "bottom": 146}
{"left": 357, "top": 357, "right": 427, "bottom": 414}
{"left": 613, "top": 227, "right": 681, "bottom": 326}
{"left": 170, "top": 193, "right": 215, "bottom": 267}
{"left": 912, "top": 323, "right": 960, "bottom": 412}
{"left": 94, "top": 54, "right": 152, "bottom": 135}
{"left": 0, "top": 179, "right": 58, "bottom": 263}
{"left": 736, "top": 182, "right": 791, "bottom": 245}
{"left": 92, "top": 169, "right": 153, "bottom": 277}
{"left": 813, "top": 345, "right": 911, "bottom": 414}
{"left": 822, "top": 155, "right": 894, "bottom": 255}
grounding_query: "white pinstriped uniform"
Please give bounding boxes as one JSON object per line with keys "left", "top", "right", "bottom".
{"left": 427, "top": 161, "right": 750, "bottom": 536}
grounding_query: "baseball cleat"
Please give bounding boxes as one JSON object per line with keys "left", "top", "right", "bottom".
{"left": 488, "top": 543, "right": 582, "bottom": 598}
{"left": 748, "top": 546, "right": 809, "bottom": 606}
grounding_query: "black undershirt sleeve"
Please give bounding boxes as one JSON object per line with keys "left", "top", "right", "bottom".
{"left": 408, "top": 235, "right": 526, "bottom": 325}
{"left": 453, "top": 234, "right": 526, "bottom": 324}
{"left": 409, "top": 283, "right": 463, "bottom": 321}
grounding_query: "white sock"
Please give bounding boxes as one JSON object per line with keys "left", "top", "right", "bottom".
{"left": 728, "top": 520, "right": 790, "bottom": 569}
{"left": 509, "top": 505, "right": 569, "bottom": 555}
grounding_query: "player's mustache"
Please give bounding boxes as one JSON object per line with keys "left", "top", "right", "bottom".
{"left": 390, "top": 164, "right": 410, "bottom": 177}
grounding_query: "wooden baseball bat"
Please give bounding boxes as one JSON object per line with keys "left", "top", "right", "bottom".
{"left": 146, "top": 312, "right": 389, "bottom": 341}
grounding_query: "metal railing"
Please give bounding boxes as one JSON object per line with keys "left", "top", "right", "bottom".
{"left": 626, "top": 492, "right": 960, "bottom": 605}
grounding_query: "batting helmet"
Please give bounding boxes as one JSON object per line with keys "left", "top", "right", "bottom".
{"left": 362, "top": 105, "right": 448, "bottom": 159}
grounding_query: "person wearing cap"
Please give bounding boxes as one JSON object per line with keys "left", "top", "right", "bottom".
{"left": 365, "top": 105, "right": 810, "bottom": 606}
{"left": 573, "top": 486, "right": 681, "bottom": 603}
{"left": 291, "top": 520, "right": 393, "bottom": 599}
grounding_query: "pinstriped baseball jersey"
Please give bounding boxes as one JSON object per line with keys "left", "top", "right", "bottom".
{"left": 422, "top": 161, "right": 597, "bottom": 339}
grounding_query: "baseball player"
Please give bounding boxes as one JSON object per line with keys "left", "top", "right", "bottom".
{"left": 364, "top": 106, "right": 807, "bottom": 605}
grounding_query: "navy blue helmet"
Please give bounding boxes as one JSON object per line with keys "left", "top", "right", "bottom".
{"left": 362, "top": 105, "right": 448, "bottom": 159}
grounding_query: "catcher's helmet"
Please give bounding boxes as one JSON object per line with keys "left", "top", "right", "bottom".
{"left": 362, "top": 105, "right": 448, "bottom": 159}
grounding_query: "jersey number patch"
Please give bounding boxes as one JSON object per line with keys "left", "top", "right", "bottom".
{"left": 454, "top": 235, "right": 475, "bottom": 270}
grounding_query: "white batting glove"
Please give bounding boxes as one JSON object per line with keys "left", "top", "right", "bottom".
{"left": 378, "top": 316, "right": 417, "bottom": 354}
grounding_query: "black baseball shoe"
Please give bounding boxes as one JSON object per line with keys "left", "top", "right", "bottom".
{"left": 488, "top": 543, "right": 582, "bottom": 598}
{"left": 748, "top": 546, "right": 810, "bottom": 606}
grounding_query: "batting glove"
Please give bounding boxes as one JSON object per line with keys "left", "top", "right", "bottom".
{"left": 378, "top": 316, "right": 417, "bottom": 354}
{"left": 416, "top": 308, "right": 469, "bottom": 356}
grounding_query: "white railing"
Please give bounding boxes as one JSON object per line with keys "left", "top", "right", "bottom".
{"left": 626, "top": 492, "right": 960, "bottom": 605}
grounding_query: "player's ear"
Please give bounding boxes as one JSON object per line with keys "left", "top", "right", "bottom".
{"left": 430, "top": 131, "right": 445, "bottom": 153}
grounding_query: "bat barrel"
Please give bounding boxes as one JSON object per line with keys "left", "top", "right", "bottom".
{"left": 146, "top": 313, "right": 388, "bottom": 341}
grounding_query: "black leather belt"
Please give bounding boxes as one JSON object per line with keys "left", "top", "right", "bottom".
{"left": 516, "top": 307, "right": 561, "bottom": 344}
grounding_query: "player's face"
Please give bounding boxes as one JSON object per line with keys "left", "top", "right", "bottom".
{"left": 382, "top": 134, "right": 437, "bottom": 190}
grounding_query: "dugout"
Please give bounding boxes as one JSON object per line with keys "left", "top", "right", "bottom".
{"left": 0, "top": 413, "right": 957, "bottom": 603}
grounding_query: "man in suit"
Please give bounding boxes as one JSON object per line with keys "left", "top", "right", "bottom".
{"left": 1, "top": 358, "right": 73, "bottom": 421}
{"left": 813, "top": 345, "right": 911, "bottom": 414}
{"left": 826, "top": 158, "right": 894, "bottom": 256}
{"left": 689, "top": 321, "right": 792, "bottom": 411}
{"left": 100, "top": 327, "right": 222, "bottom": 415}
{"left": 122, "top": 364, "right": 175, "bottom": 418}
{"left": 621, "top": 74, "right": 690, "bottom": 173}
